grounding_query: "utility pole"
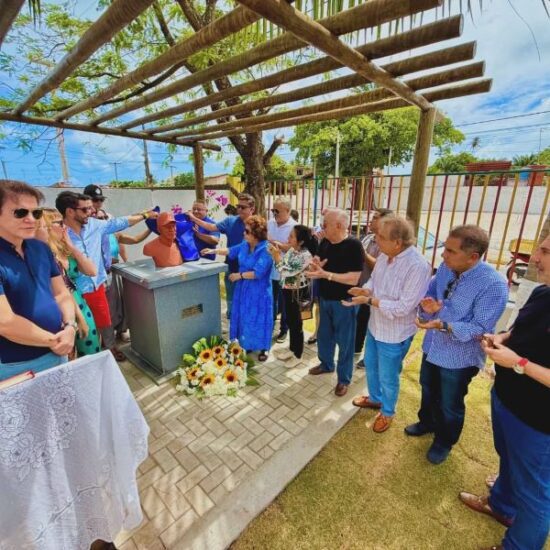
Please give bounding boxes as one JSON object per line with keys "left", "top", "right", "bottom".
{"left": 111, "top": 162, "right": 119, "bottom": 181}
{"left": 335, "top": 130, "right": 340, "bottom": 178}
{"left": 169, "top": 164, "right": 174, "bottom": 179}
{"left": 387, "top": 146, "right": 393, "bottom": 175}
{"left": 56, "top": 128, "right": 70, "bottom": 183}
{"left": 141, "top": 126, "right": 153, "bottom": 186}
{"left": 1, "top": 160, "right": 8, "bottom": 178}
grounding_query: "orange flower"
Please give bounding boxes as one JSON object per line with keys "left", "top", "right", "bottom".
{"left": 215, "top": 357, "right": 227, "bottom": 369}
{"left": 199, "top": 349, "right": 213, "bottom": 362}
{"left": 230, "top": 345, "right": 243, "bottom": 357}
{"left": 224, "top": 370, "right": 238, "bottom": 383}
{"left": 187, "top": 367, "right": 200, "bottom": 381}
{"left": 200, "top": 374, "right": 215, "bottom": 388}
{"left": 213, "top": 345, "right": 224, "bottom": 357}
{"left": 234, "top": 359, "right": 244, "bottom": 368}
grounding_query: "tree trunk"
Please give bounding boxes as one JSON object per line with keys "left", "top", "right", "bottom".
{"left": 193, "top": 142, "right": 205, "bottom": 200}
{"left": 242, "top": 132, "right": 266, "bottom": 216}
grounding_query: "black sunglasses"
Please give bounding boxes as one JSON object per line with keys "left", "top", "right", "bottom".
{"left": 444, "top": 278, "right": 459, "bottom": 300}
{"left": 51, "top": 220, "right": 64, "bottom": 227}
{"left": 73, "top": 206, "right": 93, "bottom": 213}
{"left": 236, "top": 204, "right": 250, "bottom": 210}
{"left": 271, "top": 208, "right": 280, "bottom": 215}
{"left": 13, "top": 208, "right": 43, "bottom": 220}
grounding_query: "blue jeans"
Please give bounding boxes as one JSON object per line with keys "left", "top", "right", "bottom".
{"left": 317, "top": 298, "right": 357, "bottom": 385}
{"left": 271, "top": 279, "right": 288, "bottom": 333}
{"left": 225, "top": 272, "right": 234, "bottom": 319}
{"left": 364, "top": 330, "right": 413, "bottom": 416}
{"left": 417, "top": 355, "right": 478, "bottom": 450}
{"left": 489, "top": 390, "right": 550, "bottom": 550}
{"left": 0, "top": 352, "right": 68, "bottom": 381}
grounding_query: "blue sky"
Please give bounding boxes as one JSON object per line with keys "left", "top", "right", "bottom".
{"left": 0, "top": 0, "right": 549, "bottom": 185}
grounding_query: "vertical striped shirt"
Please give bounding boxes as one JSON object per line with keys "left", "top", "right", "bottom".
{"left": 365, "top": 246, "right": 432, "bottom": 343}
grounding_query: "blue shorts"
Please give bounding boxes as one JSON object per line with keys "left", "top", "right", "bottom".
{"left": 0, "top": 352, "right": 68, "bottom": 381}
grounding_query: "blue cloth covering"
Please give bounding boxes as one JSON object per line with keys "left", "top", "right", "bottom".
{"left": 228, "top": 240, "right": 274, "bottom": 351}
{"left": 193, "top": 216, "right": 220, "bottom": 260}
{"left": 146, "top": 207, "right": 199, "bottom": 261}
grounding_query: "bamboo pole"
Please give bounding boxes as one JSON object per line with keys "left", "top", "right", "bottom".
{"left": 13, "top": 0, "right": 156, "bottom": 115}
{"left": 407, "top": 108, "right": 437, "bottom": 235}
{"left": 154, "top": 43, "right": 476, "bottom": 137}
{"left": 235, "top": 0, "right": 433, "bottom": 110}
{"left": 169, "top": 79, "right": 492, "bottom": 141}
{"left": 0, "top": 0, "right": 24, "bottom": 49}
{"left": 0, "top": 112, "right": 222, "bottom": 151}
{"left": 54, "top": 5, "right": 267, "bottom": 121}
{"left": 87, "top": 0, "right": 441, "bottom": 126}
{"left": 162, "top": 62, "right": 484, "bottom": 139}
{"left": 126, "top": 16, "right": 464, "bottom": 132}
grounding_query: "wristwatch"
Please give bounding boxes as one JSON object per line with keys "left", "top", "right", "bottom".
{"left": 513, "top": 357, "right": 528, "bottom": 375}
{"left": 62, "top": 320, "right": 78, "bottom": 331}
{"left": 439, "top": 321, "right": 449, "bottom": 333}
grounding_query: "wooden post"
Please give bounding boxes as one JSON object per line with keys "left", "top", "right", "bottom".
{"left": 193, "top": 143, "right": 205, "bottom": 200}
{"left": 407, "top": 107, "right": 436, "bottom": 235}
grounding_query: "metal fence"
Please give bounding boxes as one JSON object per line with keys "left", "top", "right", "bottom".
{"left": 266, "top": 169, "right": 550, "bottom": 281}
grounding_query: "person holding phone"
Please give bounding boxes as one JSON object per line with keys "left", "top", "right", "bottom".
{"left": 459, "top": 234, "right": 550, "bottom": 550}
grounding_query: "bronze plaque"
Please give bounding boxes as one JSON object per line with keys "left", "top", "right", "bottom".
{"left": 181, "top": 304, "right": 203, "bottom": 318}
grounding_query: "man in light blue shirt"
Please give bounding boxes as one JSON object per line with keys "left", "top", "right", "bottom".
{"left": 56, "top": 191, "right": 155, "bottom": 358}
{"left": 408, "top": 225, "right": 508, "bottom": 465}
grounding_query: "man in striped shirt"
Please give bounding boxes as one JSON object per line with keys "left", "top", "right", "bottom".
{"left": 344, "top": 216, "right": 432, "bottom": 433}
{"left": 407, "top": 225, "right": 508, "bottom": 465}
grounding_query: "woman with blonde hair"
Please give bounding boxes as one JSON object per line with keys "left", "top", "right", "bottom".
{"left": 38, "top": 208, "right": 101, "bottom": 356}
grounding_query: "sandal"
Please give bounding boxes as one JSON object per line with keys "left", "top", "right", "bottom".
{"left": 307, "top": 336, "right": 317, "bottom": 344}
{"left": 110, "top": 346, "right": 126, "bottom": 362}
{"left": 258, "top": 351, "right": 268, "bottom": 362}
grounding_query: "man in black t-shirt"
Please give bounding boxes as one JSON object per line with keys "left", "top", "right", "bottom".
{"left": 459, "top": 234, "right": 550, "bottom": 550}
{"left": 306, "top": 209, "right": 363, "bottom": 396}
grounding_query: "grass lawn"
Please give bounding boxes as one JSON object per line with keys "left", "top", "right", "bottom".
{"left": 233, "top": 336, "right": 529, "bottom": 550}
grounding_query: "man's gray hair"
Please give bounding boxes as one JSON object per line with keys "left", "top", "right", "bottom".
{"left": 379, "top": 216, "right": 415, "bottom": 248}
{"left": 326, "top": 207, "right": 350, "bottom": 228}
{"left": 448, "top": 224, "right": 489, "bottom": 256}
{"left": 274, "top": 197, "right": 292, "bottom": 210}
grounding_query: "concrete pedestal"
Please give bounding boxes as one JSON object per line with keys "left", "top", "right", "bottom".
{"left": 112, "top": 258, "right": 227, "bottom": 383}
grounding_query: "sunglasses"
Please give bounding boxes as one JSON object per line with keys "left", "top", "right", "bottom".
{"left": 236, "top": 204, "right": 250, "bottom": 210}
{"left": 73, "top": 206, "right": 94, "bottom": 213}
{"left": 13, "top": 208, "right": 43, "bottom": 220}
{"left": 51, "top": 220, "right": 64, "bottom": 227}
{"left": 444, "top": 278, "right": 459, "bottom": 300}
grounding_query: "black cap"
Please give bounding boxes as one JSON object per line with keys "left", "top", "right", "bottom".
{"left": 83, "top": 184, "right": 105, "bottom": 200}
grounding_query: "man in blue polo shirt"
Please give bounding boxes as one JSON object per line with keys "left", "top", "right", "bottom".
{"left": 0, "top": 180, "right": 76, "bottom": 380}
{"left": 56, "top": 191, "right": 156, "bottom": 361}
{"left": 190, "top": 199, "right": 220, "bottom": 260}
{"left": 188, "top": 193, "right": 255, "bottom": 318}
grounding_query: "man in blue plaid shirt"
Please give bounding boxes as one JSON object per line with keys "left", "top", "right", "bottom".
{"left": 406, "top": 225, "right": 508, "bottom": 465}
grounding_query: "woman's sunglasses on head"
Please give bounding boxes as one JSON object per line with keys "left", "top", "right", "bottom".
{"left": 13, "top": 208, "right": 43, "bottom": 220}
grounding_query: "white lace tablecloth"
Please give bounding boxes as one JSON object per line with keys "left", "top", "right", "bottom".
{"left": 0, "top": 351, "right": 149, "bottom": 550}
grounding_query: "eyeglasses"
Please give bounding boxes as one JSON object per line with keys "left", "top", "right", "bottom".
{"left": 443, "top": 278, "right": 459, "bottom": 300}
{"left": 13, "top": 208, "right": 43, "bottom": 220}
{"left": 271, "top": 209, "right": 280, "bottom": 215}
{"left": 51, "top": 220, "right": 64, "bottom": 227}
{"left": 73, "top": 206, "right": 93, "bottom": 213}
{"left": 236, "top": 204, "right": 250, "bottom": 210}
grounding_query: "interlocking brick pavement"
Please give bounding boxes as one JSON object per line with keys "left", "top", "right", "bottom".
{"left": 115, "top": 335, "right": 365, "bottom": 550}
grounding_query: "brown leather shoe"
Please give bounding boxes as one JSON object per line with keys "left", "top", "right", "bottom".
{"left": 372, "top": 412, "right": 392, "bottom": 433}
{"left": 458, "top": 492, "right": 513, "bottom": 527}
{"left": 352, "top": 395, "right": 382, "bottom": 409}
{"left": 308, "top": 364, "right": 331, "bottom": 375}
{"left": 334, "top": 383, "right": 348, "bottom": 396}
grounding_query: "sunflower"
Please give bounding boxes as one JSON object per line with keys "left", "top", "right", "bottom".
{"left": 200, "top": 374, "right": 215, "bottom": 388}
{"left": 224, "top": 370, "right": 238, "bottom": 383}
{"left": 230, "top": 344, "right": 243, "bottom": 357}
{"left": 199, "top": 349, "right": 213, "bottom": 362}
{"left": 212, "top": 345, "right": 225, "bottom": 357}
{"left": 234, "top": 359, "right": 244, "bottom": 368}
{"left": 187, "top": 367, "right": 200, "bottom": 381}
{"left": 215, "top": 357, "right": 227, "bottom": 369}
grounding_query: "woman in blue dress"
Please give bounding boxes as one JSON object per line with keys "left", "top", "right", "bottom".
{"left": 201, "top": 215, "right": 274, "bottom": 361}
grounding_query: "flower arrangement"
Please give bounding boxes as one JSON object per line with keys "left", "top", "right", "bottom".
{"left": 175, "top": 336, "right": 258, "bottom": 397}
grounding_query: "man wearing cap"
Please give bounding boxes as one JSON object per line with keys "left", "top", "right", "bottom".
{"left": 56, "top": 191, "right": 156, "bottom": 361}
{"left": 143, "top": 212, "right": 184, "bottom": 267}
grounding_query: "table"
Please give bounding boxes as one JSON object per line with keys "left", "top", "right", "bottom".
{"left": 0, "top": 351, "right": 149, "bottom": 549}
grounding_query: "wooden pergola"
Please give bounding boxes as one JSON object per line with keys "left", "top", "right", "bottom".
{"left": 0, "top": 0, "right": 492, "bottom": 229}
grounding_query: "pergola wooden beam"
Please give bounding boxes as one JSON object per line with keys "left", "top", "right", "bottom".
{"left": 154, "top": 42, "right": 476, "bottom": 138}
{"left": 167, "top": 63, "right": 484, "bottom": 140}
{"left": 123, "top": 15, "right": 464, "bottom": 133}
{"left": 0, "top": 113, "right": 221, "bottom": 151}
{"left": 163, "top": 62, "right": 484, "bottom": 140}
{"left": 54, "top": 5, "right": 271, "bottom": 121}
{"left": 87, "top": 0, "right": 442, "bottom": 126}
{"left": 13, "top": 0, "right": 157, "bottom": 115}
{"left": 173, "top": 80, "right": 493, "bottom": 141}
{"left": 236, "top": 0, "right": 433, "bottom": 111}
{"left": 0, "top": 0, "right": 24, "bottom": 49}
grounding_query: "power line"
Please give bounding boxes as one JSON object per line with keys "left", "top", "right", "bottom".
{"left": 456, "top": 110, "right": 550, "bottom": 127}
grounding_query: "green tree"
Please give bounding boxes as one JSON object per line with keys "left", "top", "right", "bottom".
{"left": 172, "top": 171, "right": 195, "bottom": 187}
{"left": 232, "top": 154, "right": 297, "bottom": 181}
{"left": 109, "top": 179, "right": 146, "bottom": 188}
{"left": 428, "top": 151, "right": 477, "bottom": 173}
{"left": 289, "top": 108, "right": 464, "bottom": 177}
{"left": 512, "top": 153, "right": 539, "bottom": 167}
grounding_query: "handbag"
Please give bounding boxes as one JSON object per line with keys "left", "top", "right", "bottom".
{"left": 298, "top": 284, "right": 313, "bottom": 320}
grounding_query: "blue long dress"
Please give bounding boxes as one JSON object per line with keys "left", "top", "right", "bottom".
{"left": 228, "top": 240, "right": 274, "bottom": 351}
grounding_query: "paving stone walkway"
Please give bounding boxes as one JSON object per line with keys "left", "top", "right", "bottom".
{"left": 115, "top": 337, "right": 365, "bottom": 550}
